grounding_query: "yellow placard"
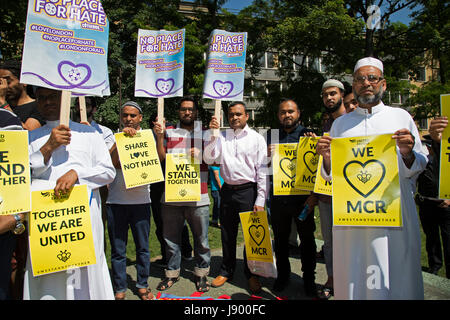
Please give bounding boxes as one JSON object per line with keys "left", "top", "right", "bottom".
{"left": 439, "top": 94, "right": 450, "bottom": 199}
{"left": 115, "top": 129, "right": 164, "bottom": 189}
{"left": 28, "top": 185, "right": 96, "bottom": 276}
{"left": 314, "top": 155, "right": 332, "bottom": 195}
{"left": 165, "top": 153, "right": 201, "bottom": 202}
{"left": 239, "top": 210, "right": 274, "bottom": 263}
{"left": 331, "top": 134, "right": 401, "bottom": 227}
{"left": 294, "top": 136, "right": 320, "bottom": 191}
{"left": 272, "top": 143, "right": 309, "bottom": 196}
{"left": 0, "top": 130, "right": 31, "bottom": 215}
{"left": 314, "top": 133, "right": 332, "bottom": 195}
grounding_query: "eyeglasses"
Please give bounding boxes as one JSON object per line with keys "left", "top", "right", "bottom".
{"left": 179, "top": 107, "right": 195, "bottom": 113}
{"left": 353, "top": 75, "right": 384, "bottom": 84}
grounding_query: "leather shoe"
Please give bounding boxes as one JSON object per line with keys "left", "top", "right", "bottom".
{"left": 211, "top": 275, "right": 228, "bottom": 288}
{"left": 248, "top": 276, "right": 262, "bottom": 293}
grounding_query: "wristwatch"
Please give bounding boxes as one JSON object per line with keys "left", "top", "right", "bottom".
{"left": 13, "top": 214, "right": 25, "bottom": 235}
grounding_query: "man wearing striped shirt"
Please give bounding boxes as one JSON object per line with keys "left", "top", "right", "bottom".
{"left": 153, "top": 96, "right": 211, "bottom": 292}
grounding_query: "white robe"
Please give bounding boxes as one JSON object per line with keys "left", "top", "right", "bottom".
{"left": 23, "top": 120, "right": 116, "bottom": 300}
{"left": 323, "top": 102, "right": 427, "bottom": 300}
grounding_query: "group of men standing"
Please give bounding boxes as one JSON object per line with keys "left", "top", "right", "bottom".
{"left": 0, "top": 56, "right": 447, "bottom": 301}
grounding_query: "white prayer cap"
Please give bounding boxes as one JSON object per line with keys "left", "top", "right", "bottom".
{"left": 322, "top": 79, "right": 344, "bottom": 91}
{"left": 353, "top": 57, "right": 383, "bottom": 73}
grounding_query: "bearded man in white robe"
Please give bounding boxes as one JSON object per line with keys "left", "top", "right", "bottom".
{"left": 317, "top": 57, "right": 427, "bottom": 300}
{"left": 23, "top": 87, "right": 116, "bottom": 300}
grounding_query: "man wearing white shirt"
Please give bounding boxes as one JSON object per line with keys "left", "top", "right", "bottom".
{"left": 317, "top": 57, "right": 427, "bottom": 299}
{"left": 24, "top": 87, "right": 116, "bottom": 300}
{"left": 205, "top": 101, "right": 268, "bottom": 293}
{"left": 106, "top": 101, "right": 153, "bottom": 300}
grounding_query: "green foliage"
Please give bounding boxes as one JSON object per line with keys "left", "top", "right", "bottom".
{"left": 1, "top": 0, "right": 448, "bottom": 131}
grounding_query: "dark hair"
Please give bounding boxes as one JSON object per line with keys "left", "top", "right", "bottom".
{"left": 178, "top": 96, "right": 197, "bottom": 109}
{"left": 0, "top": 60, "right": 21, "bottom": 79}
{"left": 279, "top": 98, "right": 300, "bottom": 111}
{"left": 228, "top": 101, "right": 247, "bottom": 113}
{"left": 344, "top": 86, "right": 353, "bottom": 97}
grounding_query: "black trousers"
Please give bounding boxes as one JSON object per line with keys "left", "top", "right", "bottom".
{"left": 418, "top": 199, "right": 450, "bottom": 278}
{"left": 0, "top": 233, "right": 15, "bottom": 300}
{"left": 219, "top": 183, "right": 256, "bottom": 279}
{"left": 270, "top": 196, "right": 317, "bottom": 282}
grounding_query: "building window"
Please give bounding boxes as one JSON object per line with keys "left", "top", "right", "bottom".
{"left": 266, "top": 52, "right": 277, "bottom": 69}
{"left": 417, "top": 67, "right": 426, "bottom": 82}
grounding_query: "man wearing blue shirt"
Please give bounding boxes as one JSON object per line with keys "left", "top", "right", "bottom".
{"left": 267, "top": 98, "right": 318, "bottom": 296}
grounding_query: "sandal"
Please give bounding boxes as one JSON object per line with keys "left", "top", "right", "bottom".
{"left": 137, "top": 288, "right": 154, "bottom": 300}
{"left": 195, "top": 276, "right": 210, "bottom": 293}
{"left": 156, "top": 277, "right": 179, "bottom": 291}
{"left": 114, "top": 292, "right": 126, "bottom": 300}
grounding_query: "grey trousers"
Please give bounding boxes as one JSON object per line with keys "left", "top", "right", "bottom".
{"left": 318, "top": 200, "right": 333, "bottom": 277}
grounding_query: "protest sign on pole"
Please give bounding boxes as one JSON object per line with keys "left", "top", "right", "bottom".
{"left": 314, "top": 133, "right": 332, "bottom": 196}
{"left": 165, "top": 153, "right": 201, "bottom": 202}
{"left": 203, "top": 30, "right": 247, "bottom": 136}
{"left": 294, "top": 136, "right": 320, "bottom": 191}
{"left": 135, "top": 29, "right": 185, "bottom": 125}
{"left": 239, "top": 210, "right": 277, "bottom": 278}
{"left": 439, "top": 94, "right": 450, "bottom": 199}
{"left": 331, "top": 134, "right": 401, "bottom": 227}
{"left": 0, "top": 131, "right": 31, "bottom": 215}
{"left": 28, "top": 185, "right": 96, "bottom": 276}
{"left": 114, "top": 130, "right": 164, "bottom": 189}
{"left": 272, "top": 143, "right": 310, "bottom": 196}
{"left": 21, "top": 0, "right": 110, "bottom": 125}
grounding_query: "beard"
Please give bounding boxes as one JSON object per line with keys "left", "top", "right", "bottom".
{"left": 6, "top": 84, "right": 23, "bottom": 103}
{"left": 325, "top": 97, "right": 343, "bottom": 114}
{"left": 281, "top": 118, "right": 299, "bottom": 130}
{"left": 355, "top": 87, "right": 385, "bottom": 105}
{"left": 180, "top": 117, "right": 194, "bottom": 126}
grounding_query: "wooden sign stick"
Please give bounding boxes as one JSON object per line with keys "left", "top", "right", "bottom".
{"left": 78, "top": 96, "right": 88, "bottom": 123}
{"left": 60, "top": 90, "right": 72, "bottom": 126}
{"left": 158, "top": 97, "right": 164, "bottom": 125}
{"left": 213, "top": 99, "right": 221, "bottom": 137}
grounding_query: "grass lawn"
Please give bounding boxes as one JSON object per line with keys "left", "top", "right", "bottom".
{"left": 105, "top": 192, "right": 447, "bottom": 280}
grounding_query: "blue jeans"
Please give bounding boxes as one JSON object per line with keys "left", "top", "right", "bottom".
{"left": 106, "top": 203, "right": 151, "bottom": 292}
{"left": 162, "top": 204, "right": 210, "bottom": 277}
{"left": 211, "top": 190, "right": 220, "bottom": 222}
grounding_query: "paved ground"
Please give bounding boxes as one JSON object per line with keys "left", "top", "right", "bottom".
{"left": 121, "top": 240, "right": 450, "bottom": 301}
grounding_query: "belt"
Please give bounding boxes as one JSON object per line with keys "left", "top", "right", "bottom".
{"left": 223, "top": 182, "right": 256, "bottom": 191}
{"left": 416, "top": 194, "right": 442, "bottom": 204}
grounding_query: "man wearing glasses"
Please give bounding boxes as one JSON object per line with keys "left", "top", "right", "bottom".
{"left": 153, "top": 96, "right": 211, "bottom": 293}
{"left": 317, "top": 57, "right": 427, "bottom": 299}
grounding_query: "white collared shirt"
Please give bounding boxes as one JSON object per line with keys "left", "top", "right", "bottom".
{"left": 204, "top": 124, "right": 268, "bottom": 207}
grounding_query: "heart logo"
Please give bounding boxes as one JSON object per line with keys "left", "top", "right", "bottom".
{"left": 303, "top": 151, "right": 319, "bottom": 174}
{"left": 133, "top": 152, "right": 140, "bottom": 158}
{"left": 280, "top": 157, "right": 296, "bottom": 179}
{"left": 58, "top": 61, "right": 91, "bottom": 87}
{"left": 155, "top": 78, "right": 175, "bottom": 94}
{"left": 343, "top": 160, "right": 386, "bottom": 198}
{"left": 57, "top": 250, "right": 71, "bottom": 263}
{"left": 249, "top": 225, "right": 265, "bottom": 246}
{"left": 213, "top": 80, "right": 234, "bottom": 97}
